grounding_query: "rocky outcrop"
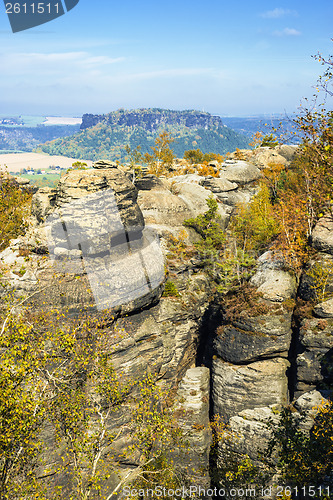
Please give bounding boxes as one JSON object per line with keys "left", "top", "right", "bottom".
{"left": 311, "top": 215, "right": 333, "bottom": 254}
{"left": 174, "top": 367, "right": 212, "bottom": 486}
{"left": 0, "top": 161, "right": 215, "bottom": 496}
{"left": 212, "top": 357, "right": 290, "bottom": 421}
{"left": 295, "top": 316, "right": 333, "bottom": 395}
{"left": 3, "top": 145, "right": 330, "bottom": 495}
{"left": 204, "top": 250, "right": 297, "bottom": 482}
{"left": 136, "top": 174, "right": 230, "bottom": 238}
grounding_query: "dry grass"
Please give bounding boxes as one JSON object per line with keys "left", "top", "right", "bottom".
{"left": 0, "top": 153, "right": 93, "bottom": 173}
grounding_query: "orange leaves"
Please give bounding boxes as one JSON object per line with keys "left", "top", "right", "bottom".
{"left": 145, "top": 131, "right": 175, "bottom": 176}
{"left": 0, "top": 174, "right": 32, "bottom": 251}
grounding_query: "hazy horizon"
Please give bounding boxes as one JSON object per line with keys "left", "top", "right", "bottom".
{"left": 0, "top": 0, "right": 332, "bottom": 116}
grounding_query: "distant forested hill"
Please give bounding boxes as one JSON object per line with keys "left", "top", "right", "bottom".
{"left": 38, "top": 108, "right": 250, "bottom": 162}
{"left": 222, "top": 115, "right": 297, "bottom": 141}
{"left": 0, "top": 124, "right": 80, "bottom": 152}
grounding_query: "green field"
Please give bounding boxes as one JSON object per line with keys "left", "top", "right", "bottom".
{"left": 18, "top": 172, "right": 61, "bottom": 188}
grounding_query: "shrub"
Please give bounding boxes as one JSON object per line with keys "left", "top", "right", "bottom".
{"left": 163, "top": 281, "right": 180, "bottom": 297}
{"left": 230, "top": 183, "right": 280, "bottom": 255}
{"left": 0, "top": 174, "right": 32, "bottom": 251}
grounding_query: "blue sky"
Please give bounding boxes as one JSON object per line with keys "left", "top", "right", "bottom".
{"left": 0, "top": 0, "right": 332, "bottom": 117}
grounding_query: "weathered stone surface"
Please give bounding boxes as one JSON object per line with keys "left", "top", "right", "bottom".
{"left": 31, "top": 187, "right": 56, "bottom": 222}
{"left": 299, "top": 317, "right": 333, "bottom": 350}
{"left": 216, "top": 187, "right": 255, "bottom": 207}
{"left": 213, "top": 311, "right": 292, "bottom": 363}
{"left": 14, "top": 176, "right": 31, "bottom": 185}
{"left": 311, "top": 215, "right": 333, "bottom": 254}
{"left": 298, "top": 253, "right": 333, "bottom": 301}
{"left": 0, "top": 247, "right": 25, "bottom": 266}
{"left": 223, "top": 406, "right": 279, "bottom": 462}
{"left": 212, "top": 357, "right": 290, "bottom": 420}
{"left": 138, "top": 188, "right": 192, "bottom": 226}
{"left": 168, "top": 174, "right": 202, "bottom": 185}
{"left": 200, "top": 177, "right": 238, "bottom": 193}
{"left": 55, "top": 168, "right": 144, "bottom": 233}
{"left": 275, "top": 145, "right": 298, "bottom": 163}
{"left": 175, "top": 181, "right": 231, "bottom": 227}
{"left": 314, "top": 298, "right": 333, "bottom": 318}
{"left": 250, "top": 268, "right": 297, "bottom": 302}
{"left": 251, "top": 147, "right": 288, "bottom": 169}
{"left": 135, "top": 174, "right": 168, "bottom": 191}
{"left": 296, "top": 317, "right": 333, "bottom": 390}
{"left": 174, "top": 367, "right": 212, "bottom": 487}
{"left": 250, "top": 252, "right": 297, "bottom": 303}
{"left": 137, "top": 175, "right": 230, "bottom": 234}
{"left": 93, "top": 159, "right": 118, "bottom": 169}
{"left": 221, "top": 160, "right": 261, "bottom": 185}
{"left": 296, "top": 349, "right": 330, "bottom": 385}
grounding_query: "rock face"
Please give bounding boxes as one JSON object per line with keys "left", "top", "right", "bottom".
{"left": 55, "top": 167, "right": 145, "bottom": 233}
{"left": 3, "top": 146, "right": 331, "bottom": 495}
{"left": 212, "top": 358, "right": 290, "bottom": 421}
{"left": 0, "top": 162, "right": 215, "bottom": 496}
{"left": 203, "top": 251, "right": 297, "bottom": 481}
{"left": 174, "top": 367, "right": 212, "bottom": 486}
{"left": 221, "top": 159, "right": 261, "bottom": 185}
{"left": 295, "top": 316, "right": 333, "bottom": 394}
{"left": 311, "top": 215, "right": 333, "bottom": 254}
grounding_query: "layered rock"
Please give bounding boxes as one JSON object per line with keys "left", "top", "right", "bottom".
{"left": 0, "top": 161, "right": 215, "bottom": 496}
{"left": 207, "top": 251, "right": 297, "bottom": 485}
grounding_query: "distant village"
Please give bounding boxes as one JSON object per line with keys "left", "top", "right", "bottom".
{"left": 21, "top": 165, "right": 66, "bottom": 175}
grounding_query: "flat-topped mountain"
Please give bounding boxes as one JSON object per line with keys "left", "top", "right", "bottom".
{"left": 39, "top": 108, "right": 250, "bottom": 162}
{"left": 80, "top": 108, "right": 223, "bottom": 131}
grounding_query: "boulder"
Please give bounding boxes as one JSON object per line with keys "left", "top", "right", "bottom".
{"left": 200, "top": 177, "right": 238, "bottom": 193}
{"left": 311, "top": 215, "right": 333, "bottom": 254}
{"left": 275, "top": 145, "right": 298, "bottom": 163}
{"left": 55, "top": 168, "right": 144, "bottom": 234}
{"left": 296, "top": 317, "right": 333, "bottom": 390}
{"left": 250, "top": 268, "right": 297, "bottom": 302}
{"left": 138, "top": 188, "right": 192, "bottom": 227}
{"left": 31, "top": 187, "right": 56, "bottom": 222}
{"left": 175, "top": 181, "right": 231, "bottom": 227}
{"left": 250, "top": 253, "right": 297, "bottom": 302}
{"left": 216, "top": 187, "right": 255, "bottom": 207}
{"left": 14, "top": 176, "right": 30, "bottom": 185}
{"left": 294, "top": 390, "right": 329, "bottom": 431}
{"left": 93, "top": 160, "right": 118, "bottom": 169}
{"left": 251, "top": 147, "right": 288, "bottom": 169}
{"left": 314, "top": 298, "right": 333, "bottom": 318}
{"left": 222, "top": 406, "right": 280, "bottom": 463}
{"left": 220, "top": 160, "right": 261, "bottom": 185}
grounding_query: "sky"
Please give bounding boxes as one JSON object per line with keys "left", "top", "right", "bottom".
{"left": 0, "top": 0, "right": 332, "bottom": 117}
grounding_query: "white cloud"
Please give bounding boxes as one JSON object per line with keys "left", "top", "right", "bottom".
{"left": 260, "top": 8, "right": 298, "bottom": 19}
{"left": 273, "top": 28, "right": 301, "bottom": 37}
{"left": 0, "top": 51, "right": 124, "bottom": 76}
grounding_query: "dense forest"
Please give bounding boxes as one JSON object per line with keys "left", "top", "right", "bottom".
{"left": 0, "top": 124, "right": 80, "bottom": 152}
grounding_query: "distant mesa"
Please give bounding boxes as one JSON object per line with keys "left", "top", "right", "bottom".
{"left": 39, "top": 108, "right": 250, "bottom": 162}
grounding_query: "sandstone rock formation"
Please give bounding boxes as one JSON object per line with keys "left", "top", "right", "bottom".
{"left": 2, "top": 145, "right": 332, "bottom": 496}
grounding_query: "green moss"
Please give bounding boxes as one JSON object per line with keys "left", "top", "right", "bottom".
{"left": 162, "top": 281, "right": 180, "bottom": 298}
